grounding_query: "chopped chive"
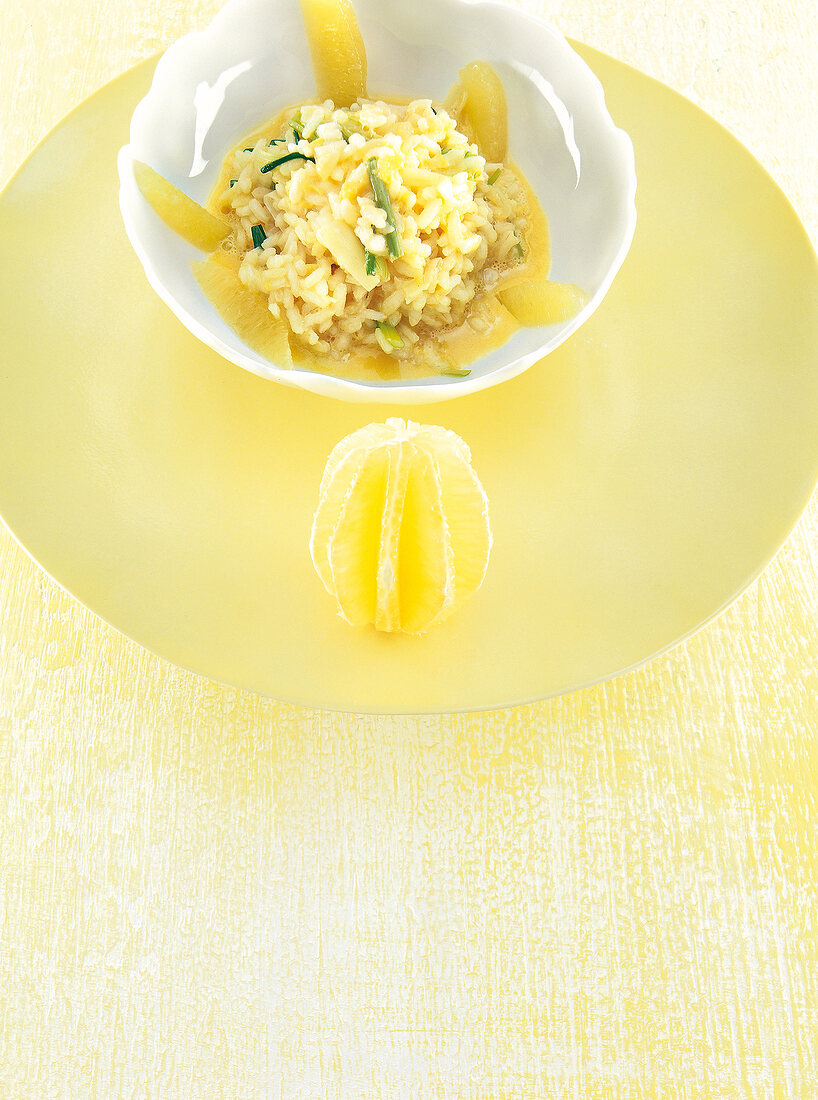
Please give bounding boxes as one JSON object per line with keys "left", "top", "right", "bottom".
{"left": 367, "top": 158, "right": 403, "bottom": 260}
{"left": 487, "top": 167, "right": 502, "bottom": 185}
{"left": 251, "top": 224, "right": 267, "bottom": 249}
{"left": 376, "top": 321, "right": 405, "bottom": 349}
{"left": 269, "top": 138, "right": 286, "bottom": 146}
{"left": 365, "top": 250, "right": 389, "bottom": 280}
{"left": 289, "top": 112, "right": 303, "bottom": 139}
{"left": 430, "top": 106, "right": 437, "bottom": 115}
{"left": 440, "top": 365, "right": 471, "bottom": 377}
{"left": 439, "top": 146, "right": 451, "bottom": 155}
{"left": 243, "top": 147, "right": 254, "bottom": 153}
{"left": 229, "top": 179, "right": 237, "bottom": 187}
{"left": 340, "top": 114, "right": 370, "bottom": 140}
{"left": 260, "top": 151, "right": 316, "bottom": 173}
{"left": 512, "top": 239, "right": 526, "bottom": 259}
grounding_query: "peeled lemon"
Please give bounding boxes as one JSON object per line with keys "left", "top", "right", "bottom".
{"left": 310, "top": 419, "right": 492, "bottom": 634}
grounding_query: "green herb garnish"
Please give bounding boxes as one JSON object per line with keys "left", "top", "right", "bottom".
{"left": 487, "top": 167, "right": 502, "bottom": 186}
{"left": 376, "top": 321, "right": 405, "bottom": 349}
{"left": 366, "top": 158, "right": 403, "bottom": 260}
{"left": 441, "top": 365, "right": 471, "bottom": 377}
{"left": 289, "top": 111, "right": 303, "bottom": 139}
{"left": 260, "top": 151, "right": 316, "bottom": 173}
{"left": 339, "top": 114, "right": 370, "bottom": 141}
{"left": 251, "top": 224, "right": 267, "bottom": 249}
{"left": 229, "top": 179, "right": 237, "bottom": 187}
{"left": 364, "top": 250, "right": 389, "bottom": 280}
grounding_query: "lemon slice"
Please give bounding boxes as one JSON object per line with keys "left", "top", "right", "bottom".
{"left": 310, "top": 418, "right": 492, "bottom": 634}
{"left": 133, "top": 161, "right": 230, "bottom": 251}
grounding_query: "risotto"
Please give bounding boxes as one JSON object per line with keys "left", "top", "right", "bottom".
{"left": 208, "top": 97, "right": 538, "bottom": 371}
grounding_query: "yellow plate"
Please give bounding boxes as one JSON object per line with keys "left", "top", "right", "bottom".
{"left": 0, "top": 51, "right": 817, "bottom": 713}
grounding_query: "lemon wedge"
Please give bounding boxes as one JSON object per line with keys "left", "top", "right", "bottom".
{"left": 310, "top": 419, "right": 492, "bottom": 634}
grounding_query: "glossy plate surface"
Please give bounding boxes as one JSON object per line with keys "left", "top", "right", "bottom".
{"left": 0, "top": 51, "right": 817, "bottom": 713}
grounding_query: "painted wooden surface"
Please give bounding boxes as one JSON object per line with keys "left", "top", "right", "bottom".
{"left": 0, "top": 0, "right": 816, "bottom": 1094}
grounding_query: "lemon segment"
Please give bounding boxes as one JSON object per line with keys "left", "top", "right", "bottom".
{"left": 133, "top": 161, "right": 230, "bottom": 251}
{"left": 374, "top": 442, "right": 412, "bottom": 632}
{"left": 310, "top": 421, "right": 402, "bottom": 593}
{"left": 499, "top": 278, "right": 588, "bottom": 326}
{"left": 299, "top": 0, "right": 368, "bottom": 107}
{"left": 458, "top": 61, "right": 508, "bottom": 163}
{"left": 414, "top": 427, "right": 492, "bottom": 601}
{"left": 327, "top": 446, "right": 390, "bottom": 627}
{"left": 193, "top": 255, "right": 293, "bottom": 367}
{"left": 310, "top": 446, "right": 369, "bottom": 593}
{"left": 310, "top": 418, "right": 491, "bottom": 635}
{"left": 315, "top": 422, "right": 397, "bottom": 498}
{"left": 398, "top": 446, "right": 456, "bottom": 635}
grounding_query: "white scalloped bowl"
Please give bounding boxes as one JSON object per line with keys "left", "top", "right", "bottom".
{"left": 118, "top": 0, "right": 636, "bottom": 404}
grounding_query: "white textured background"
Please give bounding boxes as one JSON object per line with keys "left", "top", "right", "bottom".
{"left": 1, "top": 0, "right": 817, "bottom": 1095}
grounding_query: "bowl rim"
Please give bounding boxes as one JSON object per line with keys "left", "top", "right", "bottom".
{"left": 117, "top": 0, "right": 638, "bottom": 404}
